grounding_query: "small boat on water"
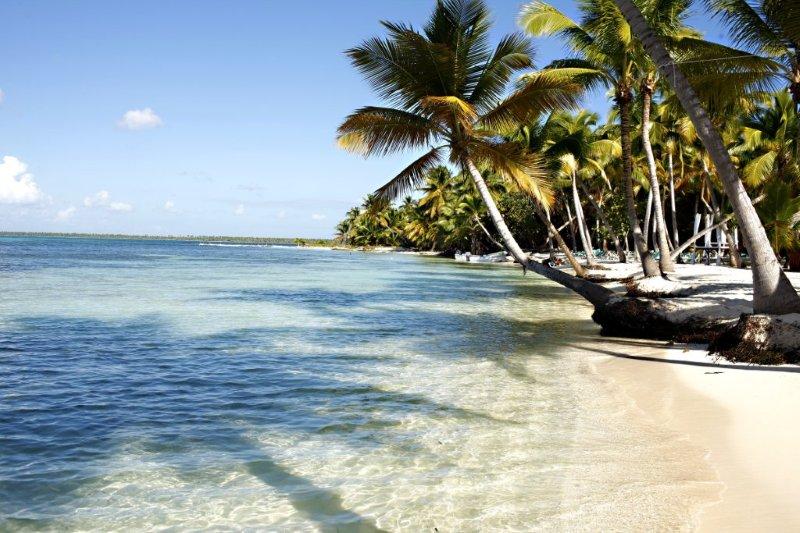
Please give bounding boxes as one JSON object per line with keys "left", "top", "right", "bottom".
{"left": 454, "top": 251, "right": 510, "bottom": 263}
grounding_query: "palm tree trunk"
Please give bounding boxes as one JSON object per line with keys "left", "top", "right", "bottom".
{"left": 706, "top": 181, "right": 743, "bottom": 268}
{"left": 618, "top": 89, "right": 660, "bottom": 277}
{"left": 668, "top": 152, "right": 680, "bottom": 247}
{"left": 564, "top": 201, "right": 578, "bottom": 252}
{"left": 641, "top": 81, "right": 676, "bottom": 272}
{"left": 576, "top": 174, "right": 626, "bottom": 262}
{"left": 473, "top": 214, "right": 505, "bottom": 251}
{"left": 792, "top": 56, "right": 800, "bottom": 161}
{"left": 671, "top": 213, "right": 733, "bottom": 260}
{"left": 545, "top": 209, "right": 556, "bottom": 262}
{"left": 571, "top": 171, "right": 598, "bottom": 266}
{"left": 643, "top": 189, "right": 653, "bottom": 249}
{"left": 465, "top": 160, "right": 612, "bottom": 306}
{"left": 614, "top": 0, "right": 800, "bottom": 314}
{"left": 532, "top": 202, "right": 587, "bottom": 275}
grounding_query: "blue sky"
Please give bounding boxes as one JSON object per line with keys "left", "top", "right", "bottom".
{"left": 0, "top": 0, "right": 730, "bottom": 237}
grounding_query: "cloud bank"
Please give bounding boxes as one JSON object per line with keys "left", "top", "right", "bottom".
{"left": 84, "top": 190, "right": 133, "bottom": 212}
{"left": 0, "top": 156, "right": 43, "bottom": 204}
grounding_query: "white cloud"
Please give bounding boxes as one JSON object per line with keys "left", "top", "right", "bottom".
{"left": 311, "top": 213, "right": 326, "bottom": 220}
{"left": 117, "top": 107, "right": 163, "bottom": 130}
{"left": 234, "top": 204, "right": 245, "bottom": 216}
{"left": 109, "top": 201, "right": 133, "bottom": 212}
{"left": 0, "top": 156, "right": 43, "bottom": 204}
{"left": 276, "top": 210, "right": 287, "bottom": 219}
{"left": 164, "top": 200, "right": 175, "bottom": 212}
{"left": 0, "top": 89, "right": 5, "bottom": 104}
{"left": 56, "top": 206, "right": 77, "bottom": 221}
{"left": 83, "top": 190, "right": 133, "bottom": 212}
{"left": 84, "top": 190, "right": 110, "bottom": 207}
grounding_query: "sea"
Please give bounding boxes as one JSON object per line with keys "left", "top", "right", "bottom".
{"left": 0, "top": 236, "right": 720, "bottom": 531}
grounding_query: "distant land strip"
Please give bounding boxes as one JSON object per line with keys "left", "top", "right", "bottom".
{"left": 0, "top": 231, "right": 333, "bottom": 246}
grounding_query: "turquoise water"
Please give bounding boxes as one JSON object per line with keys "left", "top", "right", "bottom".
{"left": 0, "top": 237, "right": 717, "bottom": 531}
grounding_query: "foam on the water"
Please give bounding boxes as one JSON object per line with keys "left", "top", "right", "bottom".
{"left": 0, "top": 236, "right": 720, "bottom": 531}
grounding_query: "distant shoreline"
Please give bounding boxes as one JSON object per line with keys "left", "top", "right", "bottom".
{"left": 0, "top": 231, "right": 333, "bottom": 246}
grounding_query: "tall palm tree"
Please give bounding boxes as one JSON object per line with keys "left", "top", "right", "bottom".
{"left": 338, "top": 0, "right": 612, "bottom": 305}
{"left": 706, "top": 0, "right": 800, "bottom": 160}
{"left": 542, "top": 110, "right": 626, "bottom": 262}
{"left": 520, "top": 0, "right": 661, "bottom": 277}
{"left": 612, "top": 0, "right": 800, "bottom": 314}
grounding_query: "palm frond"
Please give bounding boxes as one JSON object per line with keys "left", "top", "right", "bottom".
{"left": 375, "top": 147, "right": 445, "bottom": 200}
{"left": 468, "top": 140, "right": 554, "bottom": 206}
{"left": 704, "top": 0, "right": 788, "bottom": 57}
{"left": 337, "top": 107, "right": 436, "bottom": 156}
{"left": 742, "top": 150, "right": 777, "bottom": 187}
{"left": 478, "top": 70, "right": 582, "bottom": 131}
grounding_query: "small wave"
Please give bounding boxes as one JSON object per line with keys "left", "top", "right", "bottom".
{"left": 198, "top": 243, "right": 270, "bottom": 248}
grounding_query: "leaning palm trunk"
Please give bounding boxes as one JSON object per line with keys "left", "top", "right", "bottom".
{"left": 532, "top": 202, "right": 587, "bottom": 275}
{"left": 576, "top": 175, "right": 626, "bottom": 261}
{"left": 614, "top": 0, "right": 800, "bottom": 314}
{"left": 641, "top": 83, "right": 676, "bottom": 272}
{"left": 705, "top": 178, "right": 743, "bottom": 268}
{"left": 619, "top": 91, "right": 660, "bottom": 277}
{"left": 668, "top": 152, "right": 680, "bottom": 247}
{"left": 466, "top": 160, "right": 611, "bottom": 306}
{"left": 571, "top": 172, "right": 598, "bottom": 266}
{"left": 564, "top": 201, "right": 578, "bottom": 252}
{"left": 643, "top": 189, "right": 653, "bottom": 249}
{"left": 473, "top": 214, "right": 505, "bottom": 251}
{"left": 671, "top": 213, "right": 733, "bottom": 260}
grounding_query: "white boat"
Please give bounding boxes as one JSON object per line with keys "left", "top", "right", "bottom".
{"left": 454, "top": 251, "right": 510, "bottom": 263}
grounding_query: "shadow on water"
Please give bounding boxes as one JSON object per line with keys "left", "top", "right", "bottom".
{"left": 236, "top": 437, "right": 388, "bottom": 532}
{"left": 0, "top": 242, "right": 600, "bottom": 528}
{"left": 0, "top": 310, "right": 537, "bottom": 528}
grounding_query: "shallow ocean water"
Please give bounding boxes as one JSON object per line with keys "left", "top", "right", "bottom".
{"left": 0, "top": 237, "right": 719, "bottom": 531}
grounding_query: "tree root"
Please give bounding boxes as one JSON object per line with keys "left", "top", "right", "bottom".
{"left": 591, "top": 296, "right": 731, "bottom": 340}
{"left": 709, "top": 314, "right": 800, "bottom": 365}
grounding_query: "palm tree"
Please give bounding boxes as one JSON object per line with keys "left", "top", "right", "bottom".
{"left": 520, "top": 0, "right": 661, "bottom": 277}
{"left": 338, "top": 0, "right": 612, "bottom": 305}
{"left": 612, "top": 0, "right": 800, "bottom": 314}
{"left": 735, "top": 91, "right": 798, "bottom": 187}
{"left": 542, "top": 110, "right": 626, "bottom": 263}
{"left": 706, "top": 0, "right": 800, "bottom": 160}
{"left": 757, "top": 180, "right": 800, "bottom": 255}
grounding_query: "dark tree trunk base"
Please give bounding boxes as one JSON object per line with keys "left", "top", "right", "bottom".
{"left": 709, "top": 314, "right": 800, "bottom": 365}
{"left": 591, "top": 296, "right": 733, "bottom": 341}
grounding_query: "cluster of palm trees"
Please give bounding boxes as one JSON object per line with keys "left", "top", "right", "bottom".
{"left": 336, "top": 167, "right": 542, "bottom": 252}
{"left": 336, "top": 0, "right": 800, "bottom": 315}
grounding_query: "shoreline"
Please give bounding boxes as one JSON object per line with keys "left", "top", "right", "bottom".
{"left": 588, "top": 337, "right": 800, "bottom": 531}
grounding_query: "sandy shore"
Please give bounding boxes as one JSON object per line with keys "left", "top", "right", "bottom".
{"left": 585, "top": 337, "right": 800, "bottom": 531}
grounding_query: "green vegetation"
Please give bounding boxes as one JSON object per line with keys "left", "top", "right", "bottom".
{"left": 336, "top": 0, "right": 800, "bottom": 316}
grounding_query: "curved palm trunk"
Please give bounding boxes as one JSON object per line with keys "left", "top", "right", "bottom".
{"left": 576, "top": 175, "right": 626, "bottom": 261}
{"left": 671, "top": 214, "right": 733, "bottom": 260}
{"left": 668, "top": 152, "right": 680, "bottom": 247}
{"left": 465, "top": 160, "right": 612, "bottom": 307}
{"left": 643, "top": 189, "right": 653, "bottom": 249}
{"left": 571, "top": 172, "right": 598, "bottom": 267}
{"left": 564, "top": 201, "right": 578, "bottom": 252}
{"left": 473, "top": 214, "right": 505, "bottom": 251}
{"left": 618, "top": 89, "right": 660, "bottom": 277}
{"left": 705, "top": 178, "right": 743, "bottom": 269}
{"left": 532, "top": 202, "right": 587, "bottom": 275}
{"left": 545, "top": 209, "right": 556, "bottom": 262}
{"left": 614, "top": 0, "right": 800, "bottom": 314}
{"left": 792, "top": 57, "right": 800, "bottom": 161}
{"left": 641, "top": 83, "right": 676, "bottom": 272}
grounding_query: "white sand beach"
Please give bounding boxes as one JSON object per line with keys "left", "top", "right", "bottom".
{"left": 589, "top": 339, "right": 800, "bottom": 531}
